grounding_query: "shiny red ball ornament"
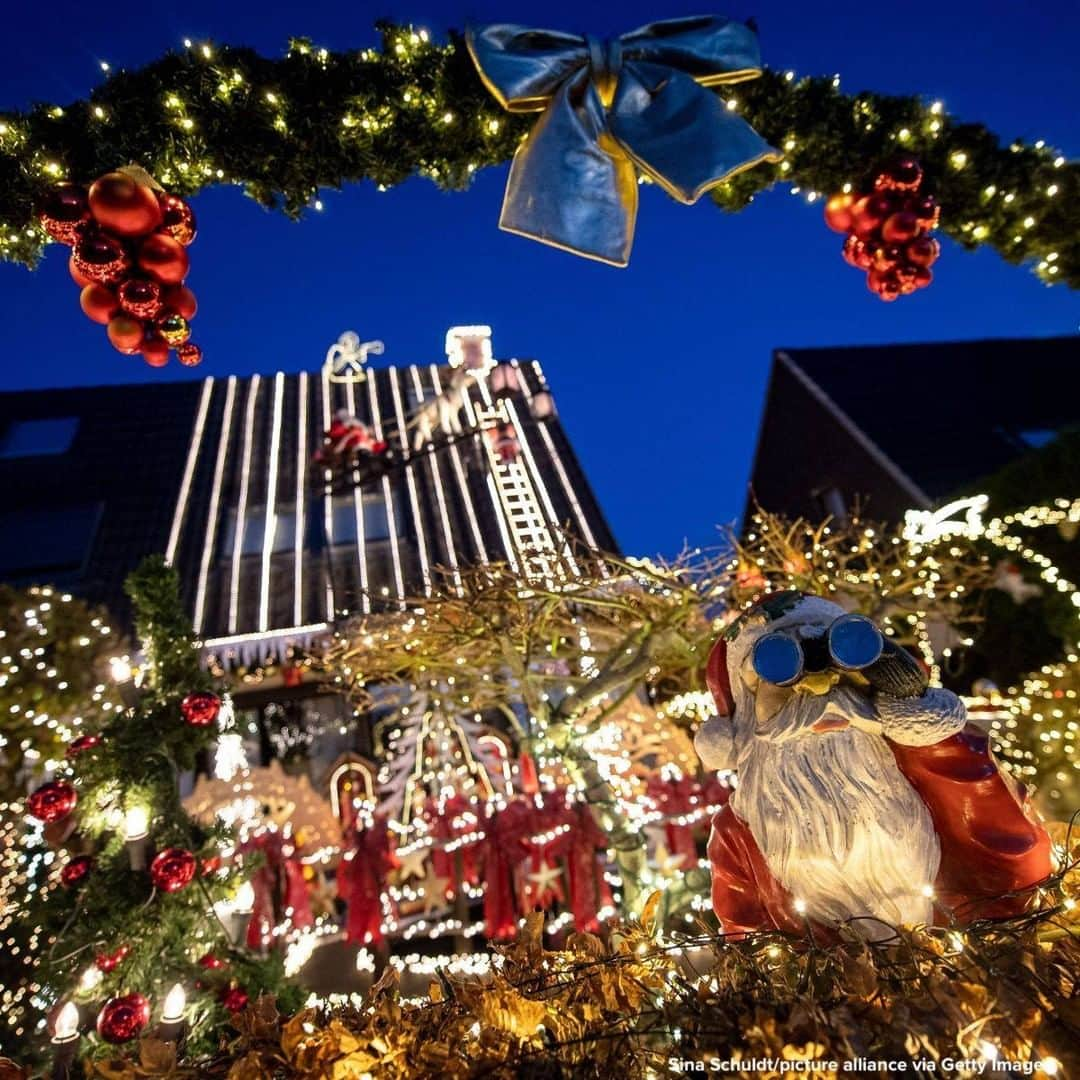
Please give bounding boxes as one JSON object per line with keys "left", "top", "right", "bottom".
{"left": 867, "top": 268, "right": 901, "bottom": 302}
{"left": 107, "top": 315, "right": 145, "bottom": 355}
{"left": 95, "top": 944, "right": 130, "bottom": 973}
{"left": 841, "top": 235, "right": 872, "bottom": 270}
{"left": 181, "top": 691, "right": 221, "bottom": 727}
{"left": 27, "top": 780, "right": 77, "bottom": 823}
{"left": 910, "top": 193, "right": 940, "bottom": 230}
{"left": 141, "top": 336, "right": 170, "bottom": 368}
{"left": 913, "top": 265, "right": 933, "bottom": 289}
{"left": 874, "top": 156, "right": 923, "bottom": 192}
{"left": 79, "top": 284, "right": 119, "bottom": 325}
{"left": 159, "top": 194, "right": 197, "bottom": 246}
{"left": 907, "top": 235, "right": 940, "bottom": 267}
{"left": 823, "top": 193, "right": 855, "bottom": 234}
{"left": 149, "top": 847, "right": 197, "bottom": 892}
{"left": 60, "top": 854, "right": 94, "bottom": 888}
{"left": 72, "top": 233, "right": 131, "bottom": 286}
{"left": 88, "top": 173, "right": 163, "bottom": 238}
{"left": 162, "top": 285, "right": 197, "bottom": 320}
{"left": 881, "top": 211, "right": 920, "bottom": 244}
{"left": 96, "top": 994, "right": 151, "bottom": 1044}
{"left": 198, "top": 951, "right": 227, "bottom": 969}
{"left": 137, "top": 233, "right": 189, "bottom": 285}
{"left": 157, "top": 313, "right": 191, "bottom": 347}
{"left": 39, "top": 184, "right": 91, "bottom": 245}
{"left": 220, "top": 986, "right": 249, "bottom": 1013}
{"left": 117, "top": 278, "right": 163, "bottom": 321}
{"left": 67, "top": 733, "right": 102, "bottom": 758}
{"left": 176, "top": 342, "right": 203, "bottom": 368}
{"left": 69, "top": 254, "right": 95, "bottom": 288}
{"left": 871, "top": 244, "right": 903, "bottom": 272}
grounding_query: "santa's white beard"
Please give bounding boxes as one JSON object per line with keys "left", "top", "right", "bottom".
{"left": 732, "top": 724, "right": 940, "bottom": 939}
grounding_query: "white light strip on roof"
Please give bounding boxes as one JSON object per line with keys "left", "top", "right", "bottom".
{"left": 367, "top": 374, "right": 405, "bottom": 604}
{"left": 194, "top": 376, "right": 237, "bottom": 634}
{"left": 258, "top": 372, "right": 285, "bottom": 631}
{"left": 429, "top": 364, "right": 488, "bottom": 564}
{"left": 516, "top": 360, "right": 600, "bottom": 550}
{"left": 202, "top": 621, "right": 329, "bottom": 648}
{"left": 294, "top": 371, "right": 308, "bottom": 626}
{"left": 388, "top": 366, "right": 432, "bottom": 594}
{"left": 320, "top": 366, "right": 336, "bottom": 619}
{"left": 410, "top": 366, "right": 461, "bottom": 586}
{"left": 228, "top": 374, "right": 261, "bottom": 634}
{"left": 503, "top": 396, "right": 579, "bottom": 575}
{"left": 344, "top": 378, "right": 370, "bottom": 613}
{"left": 165, "top": 376, "right": 214, "bottom": 567}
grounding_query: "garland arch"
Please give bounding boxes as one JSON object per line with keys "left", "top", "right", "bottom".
{"left": 0, "top": 23, "right": 1076, "bottom": 285}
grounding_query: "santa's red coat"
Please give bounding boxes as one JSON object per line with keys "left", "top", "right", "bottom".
{"left": 708, "top": 725, "right": 1053, "bottom": 935}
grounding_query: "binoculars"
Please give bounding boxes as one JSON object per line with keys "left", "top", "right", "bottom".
{"left": 750, "top": 613, "right": 927, "bottom": 699}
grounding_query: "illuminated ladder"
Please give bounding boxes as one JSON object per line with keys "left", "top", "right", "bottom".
{"left": 473, "top": 400, "right": 558, "bottom": 581}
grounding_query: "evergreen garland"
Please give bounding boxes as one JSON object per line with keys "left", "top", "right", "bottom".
{"left": 0, "top": 23, "right": 1075, "bottom": 285}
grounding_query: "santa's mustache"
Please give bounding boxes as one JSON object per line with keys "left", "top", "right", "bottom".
{"left": 751, "top": 681, "right": 882, "bottom": 740}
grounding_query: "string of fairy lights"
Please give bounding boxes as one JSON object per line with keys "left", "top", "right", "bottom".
{"left": 0, "top": 25, "right": 1076, "bottom": 285}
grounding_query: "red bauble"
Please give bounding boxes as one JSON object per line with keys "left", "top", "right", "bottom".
{"left": 159, "top": 194, "right": 197, "bottom": 246}
{"left": 137, "top": 233, "right": 189, "bottom": 285}
{"left": 141, "top": 337, "right": 170, "bottom": 368}
{"left": 220, "top": 987, "right": 249, "bottom": 1013}
{"left": 60, "top": 854, "right": 94, "bottom": 888}
{"left": 27, "top": 780, "right": 77, "bottom": 823}
{"left": 176, "top": 342, "right": 203, "bottom": 368}
{"left": 181, "top": 691, "right": 221, "bottom": 727}
{"left": 157, "top": 314, "right": 190, "bottom": 347}
{"left": 39, "top": 184, "right": 90, "bottom": 245}
{"left": 913, "top": 265, "right": 933, "bottom": 289}
{"left": 72, "top": 233, "right": 131, "bottom": 286}
{"left": 841, "top": 235, "right": 872, "bottom": 270}
{"left": 907, "top": 235, "right": 940, "bottom": 267}
{"left": 198, "top": 951, "right": 227, "bottom": 969}
{"left": 69, "top": 255, "right": 95, "bottom": 288}
{"left": 95, "top": 944, "right": 130, "bottom": 973}
{"left": 96, "top": 994, "right": 151, "bottom": 1044}
{"left": 79, "top": 284, "right": 119, "bottom": 325}
{"left": 107, "top": 316, "right": 145, "bottom": 355}
{"left": 881, "top": 211, "right": 920, "bottom": 244}
{"left": 66, "top": 733, "right": 101, "bottom": 758}
{"left": 910, "top": 193, "right": 940, "bottom": 231}
{"left": 871, "top": 244, "right": 903, "bottom": 272}
{"left": 88, "top": 173, "right": 163, "bottom": 238}
{"left": 117, "top": 278, "right": 163, "bottom": 321}
{"left": 163, "top": 285, "right": 197, "bottom": 320}
{"left": 850, "top": 193, "right": 897, "bottom": 241}
{"left": 150, "top": 847, "right": 197, "bottom": 892}
{"left": 823, "top": 193, "right": 855, "bottom": 233}
{"left": 867, "top": 268, "right": 901, "bottom": 302}
{"left": 874, "top": 156, "right": 923, "bottom": 192}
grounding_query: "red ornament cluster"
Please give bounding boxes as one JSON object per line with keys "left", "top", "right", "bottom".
{"left": 38, "top": 170, "right": 203, "bottom": 367}
{"left": 824, "top": 157, "right": 941, "bottom": 301}
{"left": 180, "top": 691, "right": 221, "bottom": 727}
{"left": 149, "top": 847, "right": 197, "bottom": 892}
{"left": 96, "top": 993, "right": 151, "bottom": 1043}
{"left": 96, "top": 944, "right": 131, "bottom": 973}
{"left": 26, "top": 779, "right": 77, "bottom": 823}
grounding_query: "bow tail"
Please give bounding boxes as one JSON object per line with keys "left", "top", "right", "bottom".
{"left": 500, "top": 73, "right": 638, "bottom": 267}
{"left": 611, "top": 64, "right": 780, "bottom": 204}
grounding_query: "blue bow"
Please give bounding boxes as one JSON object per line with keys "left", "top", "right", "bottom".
{"left": 467, "top": 16, "right": 780, "bottom": 267}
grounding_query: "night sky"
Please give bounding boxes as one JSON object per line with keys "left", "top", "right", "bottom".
{"left": 1, "top": 1, "right": 1077, "bottom": 558}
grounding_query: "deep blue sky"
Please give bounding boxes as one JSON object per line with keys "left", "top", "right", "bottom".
{"left": 1, "top": 1, "right": 1077, "bottom": 558}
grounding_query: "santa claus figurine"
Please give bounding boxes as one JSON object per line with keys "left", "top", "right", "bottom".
{"left": 695, "top": 591, "right": 1053, "bottom": 940}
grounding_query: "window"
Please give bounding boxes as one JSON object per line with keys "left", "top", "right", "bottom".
{"left": 0, "top": 418, "right": 79, "bottom": 458}
{"left": 0, "top": 504, "right": 101, "bottom": 580}
{"left": 330, "top": 492, "right": 402, "bottom": 545}
{"left": 219, "top": 508, "right": 296, "bottom": 558}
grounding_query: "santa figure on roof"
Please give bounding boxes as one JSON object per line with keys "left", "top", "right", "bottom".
{"left": 695, "top": 591, "right": 1053, "bottom": 940}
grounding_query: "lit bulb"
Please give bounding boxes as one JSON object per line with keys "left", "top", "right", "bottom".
{"left": 124, "top": 805, "right": 149, "bottom": 840}
{"left": 53, "top": 1001, "right": 79, "bottom": 1041}
{"left": 79, "top": 966, "right": 103, "bottom": 991}
{"left": 1042, "top": 1058, "right": 1060, "bottom": 1076}
{"left": 234, "top": 880, "right": 255, "bottom": 913}
{"left": 109, "top": 656, "right": 133, "bottom": 683}
{"left": 793, "top": 897, "right": 807, "bottom": 915}
{"left": 980, "top": 1041, "right": 999, "bottom": 1062}
{"left": 162, "top": 983, "right": 186, "bottom": 1021}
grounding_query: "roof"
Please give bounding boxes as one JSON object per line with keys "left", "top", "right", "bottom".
{"left": 780, "top": 335, "right": 1080, "bottom": 501}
